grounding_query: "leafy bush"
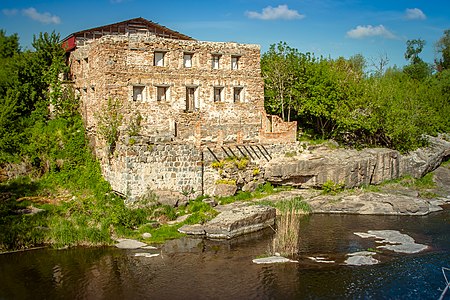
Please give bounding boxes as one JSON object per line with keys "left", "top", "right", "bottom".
{"left": 322, "top": 180, "right": 345, "bottom": 195}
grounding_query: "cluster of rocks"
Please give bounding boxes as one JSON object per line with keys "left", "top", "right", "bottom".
{"left": 343, "top": 230, "right": 429, "bottom": 266}
{"left": 211, "top": 159, "right": 265, "bottom": 198}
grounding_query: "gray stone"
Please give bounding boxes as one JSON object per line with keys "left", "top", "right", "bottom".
{"left": 178, "top": 224, "right": 206, "bottom": 236}
{"left": 307, "top": 256, "right": 335, "bottom": 263}
{"left": 141, "top": 245, "right": 158, "bottom": 250}
{"left": 213, "top": 183, "right": 237, "bottom": 197}
{"left": 263, "top": 135, "right": 450, "bottom": 190}
{"left": 134, "top": 253, "right": 159, "bottom": 258}
{"left": 252, "top": 256, "right": 298, "bottom": 264}
{"left": 202, "top": 198, "right": 217, "bottom": 207}
{"left": 167, "top": 214, "right": 191, "bottom": 225}
{"left": 153, "top": 190, "right": 188, "bottom": 207}
{"left": 141, "top": 232, "right": 152, "bottom": 239}
{"left": 344, "top": 255, "right": 379, "bottom": 266}
{"left": 307, "top": 192, "right": 442, "bottom": 216}
{"left": 15, "top": 206, "right": 45, "bottom": 215}
{"left": 378, "top": 243, "right": 428, "bottom": 254}
{"left": 433, "top": 165, "right": 450, "bottom": 194}
{"left": 347, "top": 251, "right": 376, "bottom": 256}
{"left": 115, "top": 239, "right": 147, "bottom": 249}
{"left": 203, "top": 205, "right": 276, "bottom": 239}
{"left": 242, "top": 181, "right": 258, "bottom": 192}
{"left": 354, "top": 230, "right": 428, "bottom": 254}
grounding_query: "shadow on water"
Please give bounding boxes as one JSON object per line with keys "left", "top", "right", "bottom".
{"left": 0, "top": 209, "right": 449, "bottom": 299}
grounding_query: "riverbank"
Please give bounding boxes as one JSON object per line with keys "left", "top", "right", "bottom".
{"left": 1, "top": 141, "right": 449, "bottom": 252}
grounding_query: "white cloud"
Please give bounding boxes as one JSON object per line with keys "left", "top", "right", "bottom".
{"left": 246, "top": 5, "right": 305, "bottom": 20}
{"left": 22, "top": 7, "right": 61, "bottom": 24}
{"left": 404, "top": 8, "right": 426, "bottom": 20}
{"left": 346, "top": 25, "right": 396, "bottom": 39}
{"left": 2, "top": 9, "right": 19, "bottom": 16}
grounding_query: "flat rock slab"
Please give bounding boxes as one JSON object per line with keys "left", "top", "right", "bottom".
{"left": 344, "top": 255, "right": 379, "bottom": 266}
{"left": 354, "top": 230, "right": 428, "bottom": 254}
{"left": 179, "top": 205, "right": 276, "bottom": 239}
{"left": 308, "top": 192, "right": 442, "bottom": 216}
{"left": 115, "top": 239, "right": 148, "bottom": 249}
{"left": 307, "top": 256, "right": 335, "bottom": 263}
{"left": 253, "top": 256, "right": 298, "bottom": 264}
{"left": 178, "top": 224, "right": 206, "bottom": 235}
{"left": 134, "top": 253, "right": 160, "bottom": 258}
{"left": 204, "top": 205, "right": 276, "bottom": 239}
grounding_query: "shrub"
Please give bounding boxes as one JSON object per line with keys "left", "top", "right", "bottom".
{"left": 322, "top": 180, "right": 345, "bottom": 194}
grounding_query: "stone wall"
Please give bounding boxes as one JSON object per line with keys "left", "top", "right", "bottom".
{"left": 68, "top": 34, "right": 266, "bottom": 156}
{"left": 102, "top": 139, "right": 299, "bottom": 201}
{"left": 103, "top": 140, "right": 203, "bottom": 200}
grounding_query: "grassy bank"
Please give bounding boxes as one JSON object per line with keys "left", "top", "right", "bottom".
{"left": 0, "top": 172, "right": 221, "bottom": 252}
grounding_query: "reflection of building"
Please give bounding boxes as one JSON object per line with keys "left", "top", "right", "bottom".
{"left": 62, "top": 18, "right": 296, "bottom": 198}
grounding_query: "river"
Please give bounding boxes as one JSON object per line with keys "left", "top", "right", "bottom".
{"left": 1, "top": 209, "right": 449, "bottom": 299}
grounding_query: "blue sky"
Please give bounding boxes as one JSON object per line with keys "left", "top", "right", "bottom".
{"left": 1, "top": 0, "right": 449, "bottom": 69}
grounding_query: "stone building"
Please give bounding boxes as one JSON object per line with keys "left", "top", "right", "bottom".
{"left": 62, "top": 18, "right": 297, "bottom": 201}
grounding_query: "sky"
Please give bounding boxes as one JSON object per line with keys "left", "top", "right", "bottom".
{"left": 1, "top": 0, "right": 449, "bottom": 70}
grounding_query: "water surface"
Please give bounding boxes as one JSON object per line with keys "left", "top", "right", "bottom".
{"left": 1, "top": 210, "right": 449, "bottom": 299}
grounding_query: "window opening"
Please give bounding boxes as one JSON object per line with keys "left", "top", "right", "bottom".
{"left": 212, "top": 55, "right": 220, "bottom": 69}
{"left": 214, "top": 87, "right": 222, "bottom": 102}
{"left": 186, "top": 87, "right": 195, "bottom": 112}
{"left": 231, "top": 56, "right": 239, "bottom": 70}
{"left": 233, "top": 87, "right": 243, "bottom": 103}
{"left": 133, "top": 86, "right": 144, "bottom": 101}
{"left": 154, "top": 52, "right": 165, "bottom": 66}
{"left": 184, "top": 53, "right": 193, "bottom": 68}
{"left": 157, "top": 86, "right": 168, "bottom": 101}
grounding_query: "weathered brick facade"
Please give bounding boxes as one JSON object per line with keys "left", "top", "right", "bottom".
{"left": 64, "top": 18, "right": 296, "bottom": 200}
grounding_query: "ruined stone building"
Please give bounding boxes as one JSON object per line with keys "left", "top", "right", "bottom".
{"left": 62, "top": 18, "right": 297, "bottom": 201}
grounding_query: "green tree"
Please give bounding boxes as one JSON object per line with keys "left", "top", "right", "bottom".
{"left": 0, "top": 30, "right": 20, "bottom": 59}
{"left": 0, "top": 30, "right": 67, "bottom": 163}
{"left": 403, "top": 39, "right": 431, "bottom": 80}
{"left": 261, "top": 42, "right": 300, "bottom": 121}
{"left": 435, "top": 29, "right": 450, "bottom": 71}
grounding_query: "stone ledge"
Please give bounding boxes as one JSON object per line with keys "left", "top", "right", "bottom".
{"left": 178, "top": 205, "right": 276, "bottom": 239}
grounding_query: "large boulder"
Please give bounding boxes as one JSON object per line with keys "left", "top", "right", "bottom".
{"left": 153, "top": 190, "right": 188, "bottom": 207}
{"left": 399, "top": 134, "right": 450, "bottom": 178}
{"left": 179, "top": 205, "right": 276, "bottom": 239}
{"left": 213, "top": 183, "right": 237, "bottom": 197}
{"left": 204, "top": 205, "right": 276, "bottom": 239}
{"left": 264, "top": 148, "right": 399, "bottom": 188}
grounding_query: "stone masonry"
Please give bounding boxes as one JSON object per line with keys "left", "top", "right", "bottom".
{"left": 63, "top": 18, "right": 297, "bottom": 201}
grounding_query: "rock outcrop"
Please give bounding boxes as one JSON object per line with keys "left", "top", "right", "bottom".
{"left": 264, "top": 134, "right": 450, "bottom": 189}
{"left": 306, "top": 192, "right": 444, "bottom": 215}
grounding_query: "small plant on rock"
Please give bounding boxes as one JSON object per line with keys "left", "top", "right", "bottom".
{"left": 322, "top": 180, "right": 345, "bottom": 195}
{"left": 215, "top": 179, "right": 237, "bottom": 185}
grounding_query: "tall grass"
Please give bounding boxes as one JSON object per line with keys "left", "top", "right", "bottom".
{"left": 269, "top": 197, "right": 309, "bottom": 258}
{"left": 271, "top": 207, "right": 301, "bottom": 258}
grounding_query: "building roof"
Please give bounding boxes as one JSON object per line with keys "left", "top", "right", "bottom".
{"left": 61, "top": 17, "right": 194, "bottom": 51}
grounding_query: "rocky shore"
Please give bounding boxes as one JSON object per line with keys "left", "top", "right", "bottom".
{"left": 177, "top": 161, "right": 449, "bottom": 239}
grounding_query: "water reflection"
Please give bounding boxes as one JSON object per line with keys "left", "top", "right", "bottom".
{"left": 0, "top": 210, "right": 449, "bottom": 299}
